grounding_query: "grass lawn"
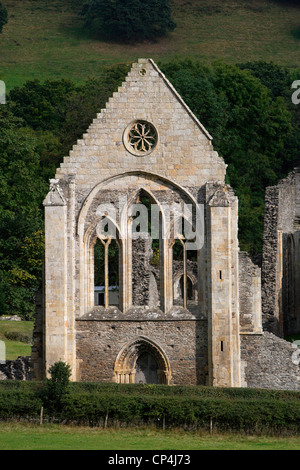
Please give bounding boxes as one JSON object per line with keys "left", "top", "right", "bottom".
{"left": 0, "top": 423, "right": 299, "bottom": 450}
{"left": 0, "top": 321, "right": 33, "bottom": 360}
{"left": 0, "top": 0, "right": 300, "bottom": 91}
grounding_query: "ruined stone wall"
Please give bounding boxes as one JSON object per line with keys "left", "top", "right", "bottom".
{"left": 132, "top": 238, "right": 152, "bottom": 306}
{"left": 239, "top": 252, "right": 262, "bottom": 333}
{"left": 282, "top": 231, "right": 300, "bottom": 336}
{"left": 76, "top": 311, "right": 208, "bottom": 385}
{"left": 0, "top": 356, "right": 32, "bottom": 381}
{"left": 241, "top": 332, "right": 300, "bottom": 390}
{"left": 262, "top": 171, "right": 297, "bottom": 335}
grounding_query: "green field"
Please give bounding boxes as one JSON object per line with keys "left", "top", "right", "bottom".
{"left": 0, "top": 0, "right": 300, "bottom": 91}
{"left": 0, "top": 423, "right": 299, "bottom": 450}
{"left": 0, "top": 321, "right": 33, "bottom": 360}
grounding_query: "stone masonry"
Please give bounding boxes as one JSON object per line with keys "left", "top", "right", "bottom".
{"left": 31, "top": 59, "right": 299, "bottom": 390}
{"left": 262, "top": 168, "right": 300, "bottom": 337}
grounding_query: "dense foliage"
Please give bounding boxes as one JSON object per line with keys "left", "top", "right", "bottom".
{"left": 0, "top": 381, "right": 299, "bottom": 433}
{"left": 0, "top": 59, "right": 299, "bottom": 318}
{"left": 80, "top": 0, "right": 176, "bottom": 42}
{"left": 0, "top": 108, "right": 47, "bottom": 319}
{"left": 41, "top": 361, "right": 71, "bottom": 414}
{"left": 0, "top": 2, "right": 7, "bottom": 34}
{"left": 160, "top": 59, "right": 293, "bottom": 255}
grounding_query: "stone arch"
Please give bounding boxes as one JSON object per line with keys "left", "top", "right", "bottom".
{"left": 76, "top": 171, "right": 202, "bottom": 315}
{"left": 119, "top": 185, "right": 168, "bottom": 310}
{"left": 167, "top": 211, "right": 200, "bottom": 247}
{"left": 169, "top": 212, "right": 201, "bottom": 310}
{"left": 174, "top": 271, "right": 197, "bottom": 302}
{"left": 82, "top": 216, "right": 123, "bottom": 312}
{"left": 77, "top": 170, "right": 199, "bottom": 239}
{"left": 84, "top": 215, "right": 122, "bottom": 247}
{"left": 119, "top": 185, "right": 167, "bottom": 239}
{"left": 114, "top": 336, "right": 171, "bottom": 384}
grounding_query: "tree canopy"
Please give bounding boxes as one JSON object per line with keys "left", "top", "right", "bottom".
{"left": 80, "top": 0, "right": 176, "bottom": 42}
{"left": 0, "top": 107, "right": 47, "bottom": 318}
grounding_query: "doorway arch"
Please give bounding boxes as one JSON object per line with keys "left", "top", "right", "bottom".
{"left": 114, "top": 336, "right": 171, "bottom": 384}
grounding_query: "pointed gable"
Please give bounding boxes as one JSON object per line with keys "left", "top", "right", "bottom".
{"left": 55, "top": 58, "right": 226, "bottom": 190}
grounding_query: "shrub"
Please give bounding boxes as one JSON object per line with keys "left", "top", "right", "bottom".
{"left": 4, "top": 330, "right": 32, "bottom": 344}
{"left": 80, "top": 0, "right": 176, "bottom": 42}
{"left": 41, "top": 361, "right": 71, "bottom": 415}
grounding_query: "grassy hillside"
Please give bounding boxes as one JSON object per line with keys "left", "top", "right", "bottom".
{"left": 0, "top": 321, "right": 33, "bottom": 360}
{"left": 0, "top": 0, "right": 299, "bottom": 91}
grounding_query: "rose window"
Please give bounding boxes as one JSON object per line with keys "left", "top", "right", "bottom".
{"left": 124, "top": 120, "right": 158, "bottom": 156}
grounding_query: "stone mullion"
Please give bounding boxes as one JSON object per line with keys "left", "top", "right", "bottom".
{"left": 178, "top": 237, "right": 187, "bottom": 309}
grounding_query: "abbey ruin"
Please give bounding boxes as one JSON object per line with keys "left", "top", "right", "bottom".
{"left": 29, "top": 59, "right": 299, "bottom": 390}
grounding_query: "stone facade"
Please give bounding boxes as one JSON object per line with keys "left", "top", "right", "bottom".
{"left": 241, "top": 333, "right": 300, "bottom": 391}
{"left": 76, "top": 309, "right": 208, "bottom": 385}
{"left": 31, "top": 59, "right": 299, "bottom": 390}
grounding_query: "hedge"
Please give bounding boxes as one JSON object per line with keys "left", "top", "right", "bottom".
{"left": 60, "top": 393, "right": 300, "bottom": 432}
{"left": 0, "top": 390, "right": 42, "bottom": 420}
{"left": 68, "top": 382, "right": 300, "bottom": 401}
{"left": 0, "top": 381, "right": 299, "bottom": 434}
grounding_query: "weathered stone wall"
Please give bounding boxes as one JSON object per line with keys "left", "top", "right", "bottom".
{"left": 239, "top": 252, "right": 262, "bottom": 333}
{"left": 55, "top": 59, "right": 225, "bottom": 197}
{"left": 241, "top": 332, "right": 300, "bottom": 390}
{"left": 262, "top": 169, "right": 300, "bottom": 336}
{"left": 132, "top": 238, "right": 152, "bottom": 306}
{"left": 206, "top": 184, "right": 241, "bottom": 387}
{"left": 0, "top": 356, "right": 32, "bottom": 381}
{"left": 76, "top": 309, "right": 208, "bottom": 385}
{"left": 262, "top": 186, "right": 281, "bottom": 334}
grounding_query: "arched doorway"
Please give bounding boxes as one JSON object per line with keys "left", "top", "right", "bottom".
{"left": 135, "top": 352, "right": 159, "bottom": 384}
{"left": 114, "top": 336, "right": 171, "bottom": 384}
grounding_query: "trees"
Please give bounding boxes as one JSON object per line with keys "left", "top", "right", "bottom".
{"left": 0, "top": 108, "right": 47, "bottom": 319}
{"left": 0, "top": 3, "right": 7, "bottom": 33}
{"left": 80, "top": 0, "right": 176, "bottom": 42}
{"left": 238, "top": 61, "right": 300, "bottom": 177}
{"left": 161, "top": 59, "right": 292, "bottom": 255}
